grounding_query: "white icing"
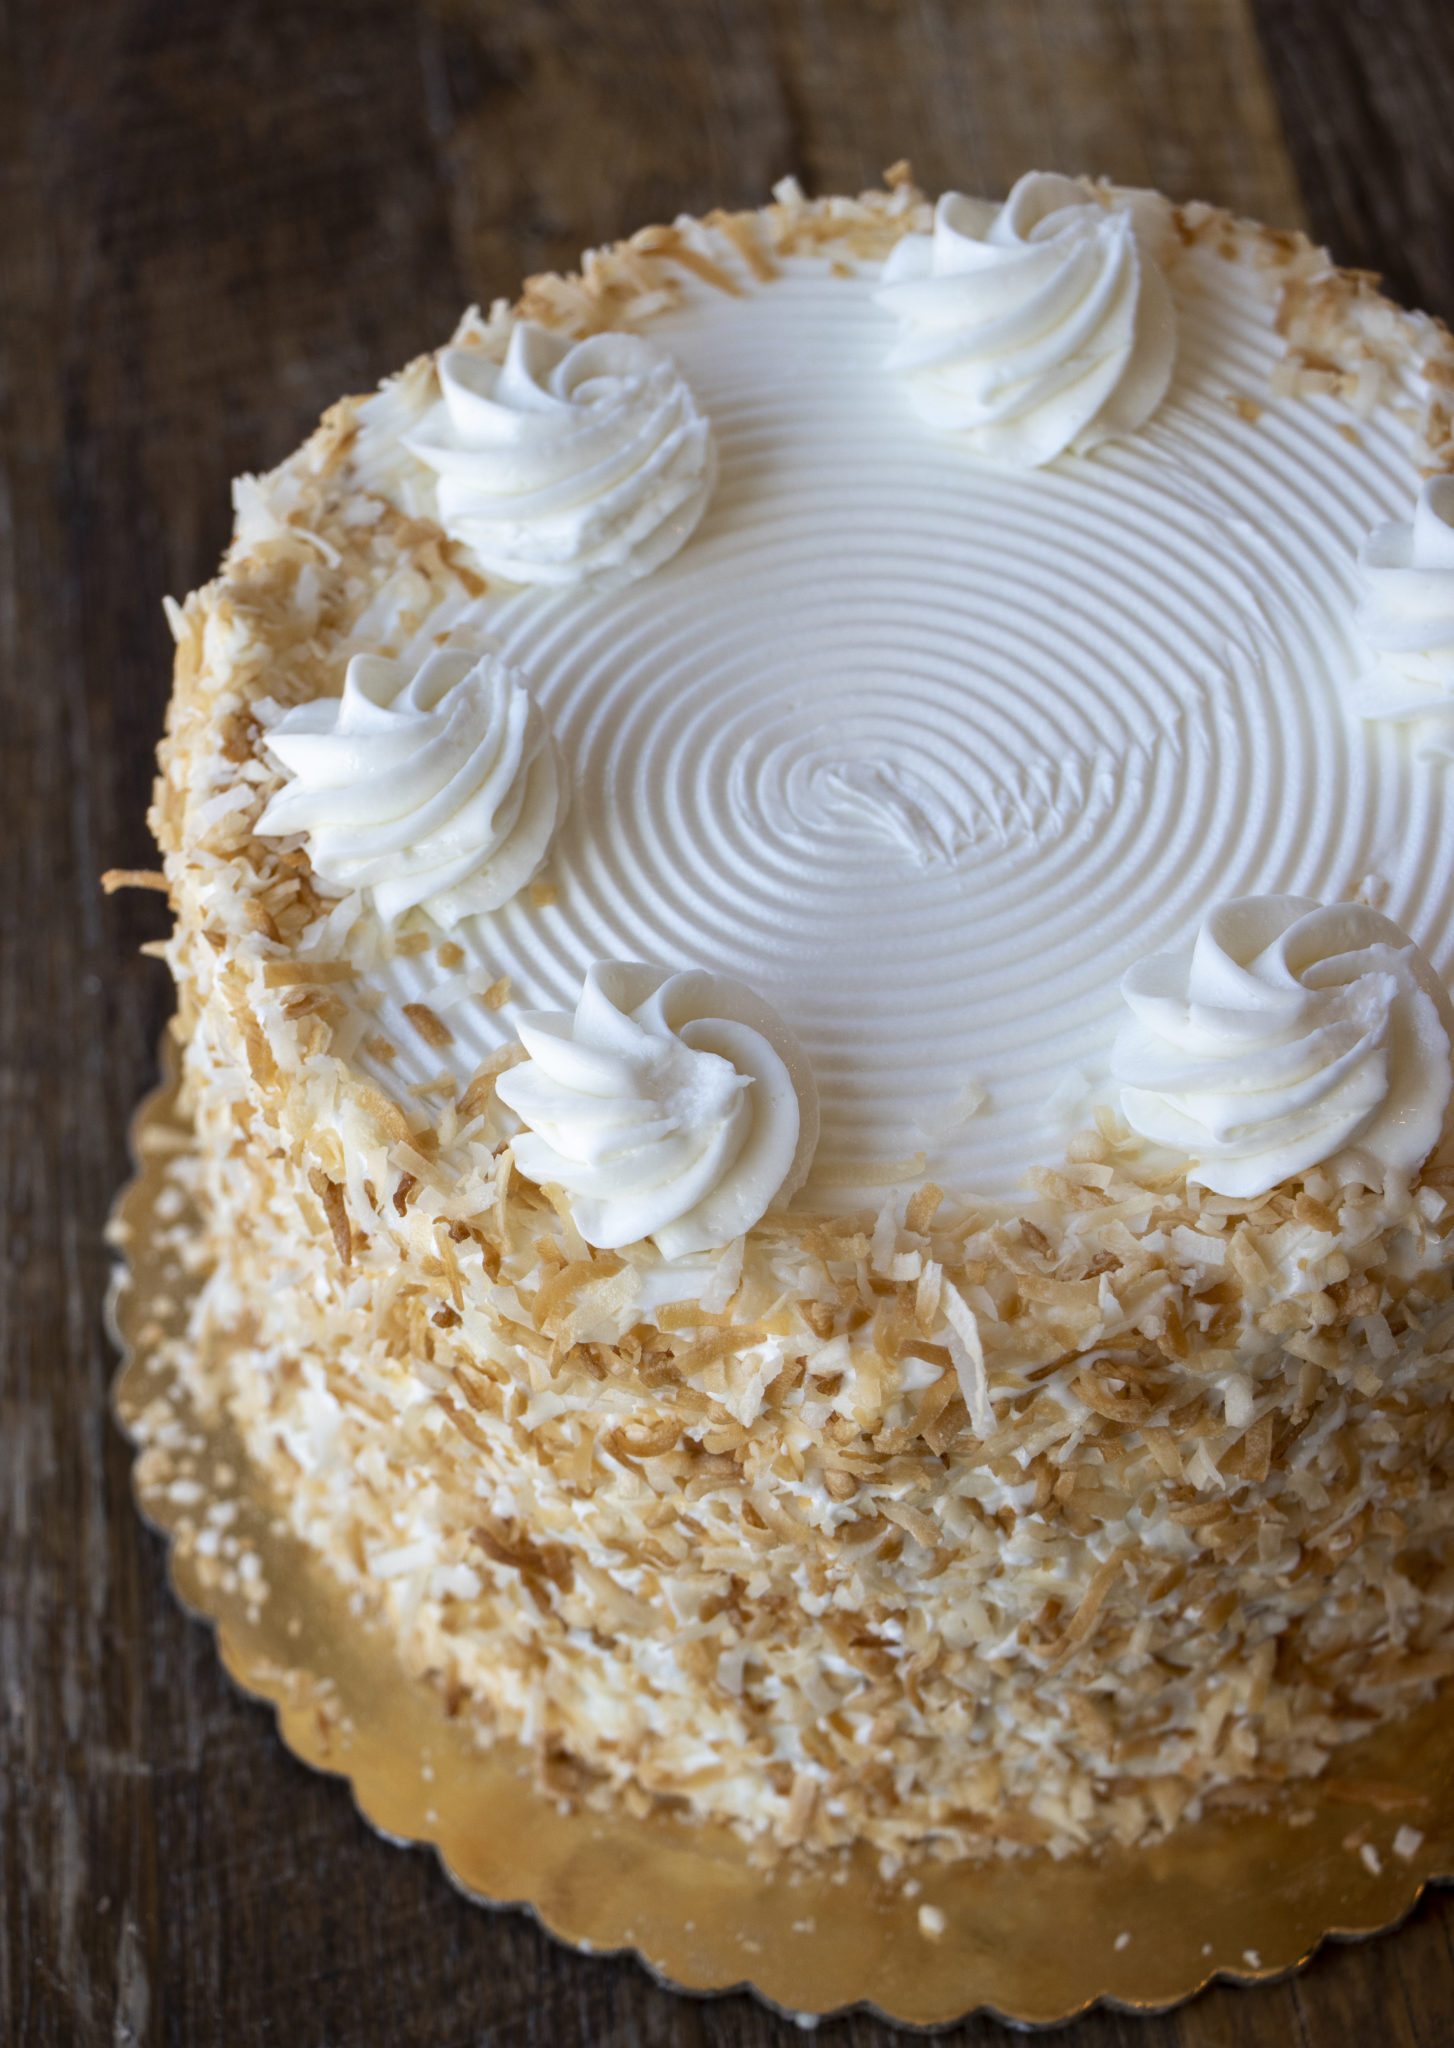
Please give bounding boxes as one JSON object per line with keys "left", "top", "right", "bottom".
{"left": 874, "top": 173, "right": 1176, "bottom": 464}
{"left": 257, "top": 648, "right": 559, "bottom": 926}
{"left": 1355, "top": 475, "right": 1454, "bottom": 749}
{"left": 798, "top": 760, "right": 967, "bottom": 867}
{"left": 1114, "top": 896, "right": 1453, "bottom": 1197}
{"left": 337, "top": 231, "right": 1450, "bottom": 1200}
{"left": 403, "top": 323, "right": 716, "bottom": 585}
{"left": 496, "top": 963, "right": 818, "bottom": 1256}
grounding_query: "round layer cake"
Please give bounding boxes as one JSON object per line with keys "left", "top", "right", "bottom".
{"left": 142, "top": 170, "right": 1454, "bottom": 1862}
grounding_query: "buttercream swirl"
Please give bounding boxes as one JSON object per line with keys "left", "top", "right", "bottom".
{"left": 874, "top": 171, "right": 1176, "bottom": 465}
{"left": 1112, "top": 895, "right": 1453, "bottom": 1198}
{"left": 1355, "top": 476, "right": 1454, "bottom": 751}
{"left": 257, "top": 648, "right": 560, "bottom": 926}
{"left": 404, "top": 322, "right": 716, "bottom": 585}
{"left": 496, "top": 963, "right": 819, "bottom": 1256}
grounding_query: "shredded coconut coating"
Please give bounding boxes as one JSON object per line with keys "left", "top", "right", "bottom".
{"left": 149, "top": 177, "right": 1454, "bottom": 1863}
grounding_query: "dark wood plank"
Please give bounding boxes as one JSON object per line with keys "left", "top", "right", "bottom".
{"left": 1250, "top": 0, "right": 1454, "bottom": 319}
{"left": 3, "top": 1, "right": 1451, "bottom": 2043}
{"left": 419, "top": 0, "right": 1305, "bottom": 298}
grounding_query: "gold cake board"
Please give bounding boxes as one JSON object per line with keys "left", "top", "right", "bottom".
{"left": 107, "top": 1050, "right": 1454, "bottom": 2030}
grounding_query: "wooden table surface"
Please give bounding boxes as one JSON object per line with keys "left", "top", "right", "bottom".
{"left": 6, "top": 1, "right": 1454, "bottom": 2041}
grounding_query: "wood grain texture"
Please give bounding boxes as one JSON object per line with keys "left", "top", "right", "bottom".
{"left": 2, "top": 1, "right": 1451, "bottom": 2042}
{"left": 420, "top": 0, "right": 1306, "bottom": 295}
{"left": 1252, "top": 0, "right": 1454, "bottom": 319}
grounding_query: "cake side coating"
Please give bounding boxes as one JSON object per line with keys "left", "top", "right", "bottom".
{"left": 145, "top": 176, "right": 1454, "bottom": 1860}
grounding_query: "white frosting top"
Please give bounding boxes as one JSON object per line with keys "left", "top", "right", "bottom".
{"left": 1355, "top": 475, "right": 1454, "bottom": 750}
{"left": 1113, "top": 896, "right": 1453, "bottom": 1197}
{"left": 875, "top": 172, "right": 1176, "bottom": 465}
{"left": 335, "top": 218, "right": 1454, "bottom": 1201}
{"left": 496, "top": 963, "right": 819, "bottom": 1256}
{"left": 403, "top": 323, "right": 716, "bottom": 586}
{"left": 257, "top": 648, "right": 560, "bottom": 927}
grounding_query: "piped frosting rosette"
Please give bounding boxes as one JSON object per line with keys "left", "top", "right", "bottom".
{"left": 1354, "top": 475, "right": 1454, "bottom": 753}
{"left": 1112, "top": 895, "right": 1454, "bottom": 1199}
{"left": 404, "top": 322, "right": 716, "bottom": 585}
{"left": 874, "top": 171, "right": 1176, "bottom": 465}
{"left": 496, "top": 963, "right": 819, "bottom": 1256}
{"left": 257, "top": 647, "right": 560, "bottom": 927}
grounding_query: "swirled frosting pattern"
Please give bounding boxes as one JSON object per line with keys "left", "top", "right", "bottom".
{"left": 257, "top": 648, "right": 560, "bottom": 927}
{"left": 1355, "top": 475, "right": 1454, "bottom": 751}
{"left": 1113, "top": 896, "right": 1453, "bottom": 1197}
{"left": 496, "top": 963, "right": 819, "bottom": 1256}
{"left": 339, "top": 227, "right": 1454, "bottom": 1198}
{"left": 403, "top": 323, "right": 716, "bottom": 586}
{"left": 874, "top": 172, "right": 1176, "bottom": 465}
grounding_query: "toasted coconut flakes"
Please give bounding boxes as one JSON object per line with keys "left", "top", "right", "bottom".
{"left": 1073, "top": 1370, "right": 1152, "bottom": 1426}
{"left": 609, "top": 1416, "right": 684, "bottom": 1460}
{"left": 102, "top": 866, "right": 170, "bottom": 894}
{"left": 409, "top": 1071, "right": 458, "bottom": 1101}
{"left": 454, "top": 1046, "right": 522, "bottom": 1125}
{"left": 674, "top": 1328, "right": 763, "bottom": 1376}
{"left": 1029, "top": 1167, "right": 1109, "bottom": 1212}
{"left": 1167, "top": 1498, "right": 1231, "bottom": 1529}
{"left": 1140, "top": 1425, "right": 1184, "bottom": 1480}
{"left": 627, "top": 223, "right": 742, "bottom": 298}
{"left": 1241, "top": 1411, "right": 1274, "bottom": 1484}
{"left": 1367, "top": 1650, "right": 1454, "bottom": 1689}
{"left": 349, "top": 1080, "right": 411, "bottom": 1145}
{"left": 941, "top": 1283, "right": 993, "bottom": 1438}
{"left": 914, "top": 1259, "right": 943, "bottom": 1335}
{"left": 310, "top": 1175, "right": 352, "bottom": 1267}
{"left": 657, "top": 1300, "right": 733, "bottom": 1331}
{"left": 700, "top": 1236, "right": 745, "bottom": 1314}
{"left": 1186, "top": 1443, "right": 1225, "bottom": 1493}
{"left": 815, "top": 1153, "right": 928, "bottom": 1188}
{"left": 402, "top": 1001, "right": 453, "bottom": 1048}
{"left": 1222, "top": 1375, "right": 1255, "bottom": 1429}
{"left": 1360, "top": 1312, "right": 1397, "bottom": 1362}
{"left": 533, "top": 1257, "right": 614, "bottom": 1328}
{"left": 262, "top": 959, "right": 356, "bottom": 986}
{"left": 906, "top": 1183, "right": 944, "bottom": 1234}
{"left": 1045, "top": 1554, "right": 1127, "bottom": 1671}
{"left": 704, "top": 208, "right": 778, "bottom": 282}
{"left": 880, "top": 1499, "right": 940, "bottom": 1551}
